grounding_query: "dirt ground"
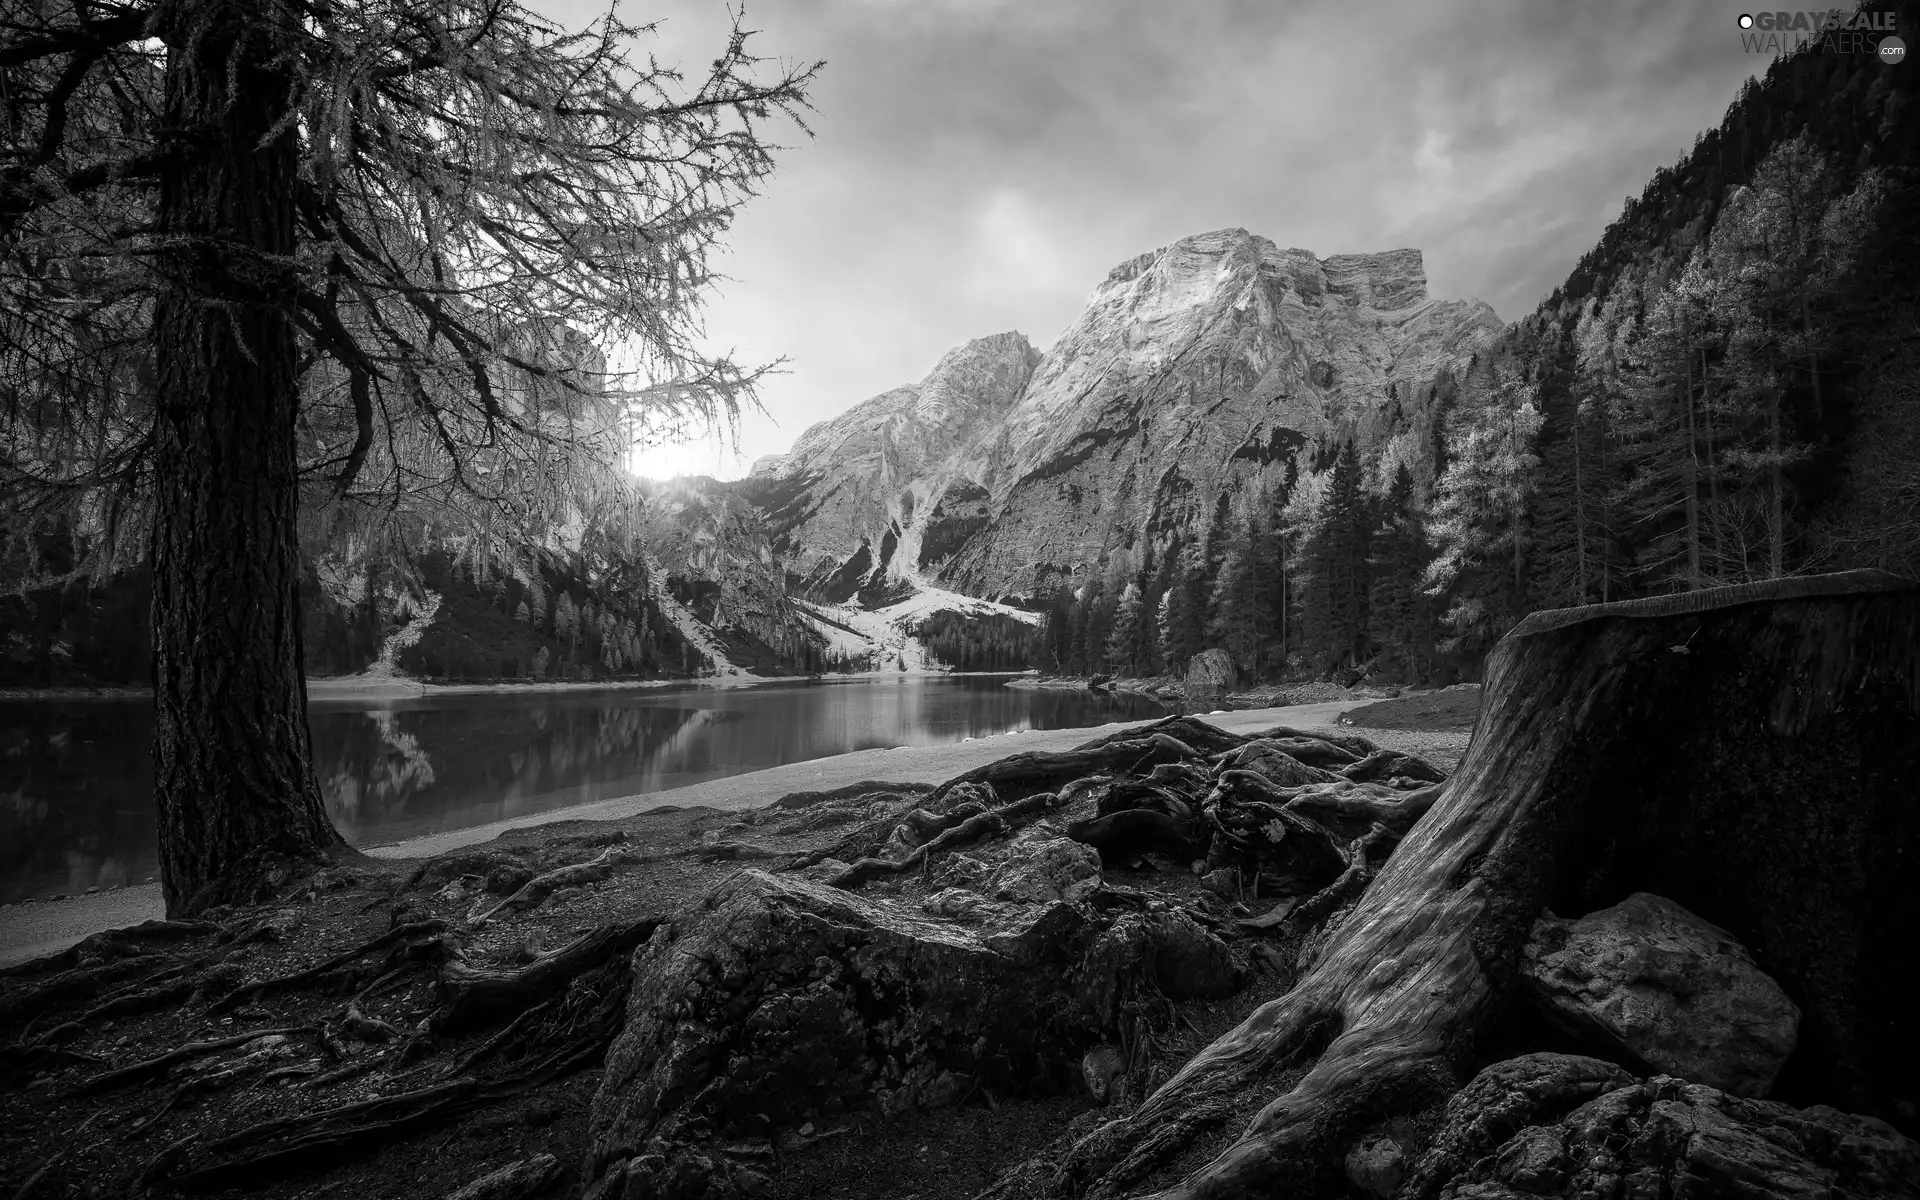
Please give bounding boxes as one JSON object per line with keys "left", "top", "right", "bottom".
{"left": 0, "top": 711, "right": 1463, "bottom": 1200}
{"left": 1337, "top": 685, "right": 1482, "bottom": 733}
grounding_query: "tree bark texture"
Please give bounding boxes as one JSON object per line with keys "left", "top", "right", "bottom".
{"left": 1022, "top": 568, "right": 1919, "bottom": 1200}
{"left": 148, "top": 0, "right": 342, "bottom": 916}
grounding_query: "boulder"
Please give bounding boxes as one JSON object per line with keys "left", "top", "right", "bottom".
{"left": 1405, "top": 1054, "right": 1920, "bottom": 1200}
{"left": 1080, "top": 1043, "right": 1127, "bottom": 1105}
{"left": 585, "top": 870, "right": 1145, "bottom": 1200}
{"left": 1344, "top": 1135, "right": 1407, "bottom": 1198}
{"left": 1186, "top": 648, "right": 1237, "bottom": 692}
{"left": 1520, "top": 892, "right": 1800, "bottom": 1098}
{"left": 984, "top": 828, "right": 1103, "bottom": 904}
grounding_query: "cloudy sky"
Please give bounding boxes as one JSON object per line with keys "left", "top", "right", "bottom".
{"left": 533, "top": 0, "right": 1770, "bottom": 479}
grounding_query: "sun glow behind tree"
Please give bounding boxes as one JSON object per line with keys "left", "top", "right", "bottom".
{"left": 0, "top": 0, "right": 821, "bottom": 911}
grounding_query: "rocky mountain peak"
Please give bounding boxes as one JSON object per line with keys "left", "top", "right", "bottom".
{"left": 943, "top": 230, "right": 1501, "bottom": 596}
{"left": 740, "top": 331, "right": 1041, "bottom": 595}
{"left": 730, "top": 227, "right": 1500, "bottom": 608}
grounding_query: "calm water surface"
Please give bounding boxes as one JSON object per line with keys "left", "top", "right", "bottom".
{"left": 0, "top": 676, "right": 1165, "bottom": 903}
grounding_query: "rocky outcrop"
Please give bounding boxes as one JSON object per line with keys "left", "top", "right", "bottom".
{"left": 1406, "top": 1053, "right": 1920, "bottom": 1200}
{"left": 1520, "top": 892, "right": 1801, "bottom": 1098}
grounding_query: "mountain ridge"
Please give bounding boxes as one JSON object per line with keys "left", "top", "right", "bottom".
{"left": 724, "top": 227, "right": 1502, "bottom": 611}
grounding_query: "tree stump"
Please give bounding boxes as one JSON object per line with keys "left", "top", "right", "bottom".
{"left": 1007, "top": 569, "right": 1920, "bottom": 1200}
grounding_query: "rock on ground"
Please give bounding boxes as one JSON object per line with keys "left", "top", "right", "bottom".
{"left": 1406, "top": 1053, "right": 1920, "bottom": 1200}
{"left": 582, "top": 865, "right": 1221, "bottom": 1200}
{"left": 1185, "top": 648, "right": 1238, "bottom": 692}
{"left": 1521, "top": 892, "right": 1800, "bottom": 1098}
{"left": 443, "top": 1153, "right": 561, "bottom": 1200}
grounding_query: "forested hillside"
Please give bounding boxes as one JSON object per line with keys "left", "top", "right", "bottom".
{"left": 1035, "top": 25, "right": 1919, "bottom": 683}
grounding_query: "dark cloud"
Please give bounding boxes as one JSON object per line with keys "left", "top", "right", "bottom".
{"left": 536, "top": 0, "right": 1772, "bottom": 477}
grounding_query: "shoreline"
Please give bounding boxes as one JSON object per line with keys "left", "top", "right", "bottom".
{"left": 0, "top": 667, "right": 1044, "bottom": 704}
{"left": 0, "top": 699, "right": 1373, "bottom": 967}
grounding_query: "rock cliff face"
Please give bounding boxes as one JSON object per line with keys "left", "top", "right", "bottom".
{"left": 636, "top": 476, "right": 816, "bottom": 673}
{"left": 942, "top": 230, "right": 1500, "bottom": 596}
{"left": 741, "top": 229, "right": 1499, "bottom": 606}
{"left": 740, "top": 332, "right": 1042, "bottom": 600}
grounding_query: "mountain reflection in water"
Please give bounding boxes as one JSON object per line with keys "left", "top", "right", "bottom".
{"left": 0, "top": 676, "right": 1165, "bottom": 903}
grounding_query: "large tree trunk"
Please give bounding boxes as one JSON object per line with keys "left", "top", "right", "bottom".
{"left": 148, "top": 0, "right": 343, "bottom": 916}
{"left": 1015, "top": 569, "right": 1919, "bottom": 1200}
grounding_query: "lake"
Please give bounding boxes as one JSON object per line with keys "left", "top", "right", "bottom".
{"left": 0, "top": 676, "right": 1167, "bottom": 904}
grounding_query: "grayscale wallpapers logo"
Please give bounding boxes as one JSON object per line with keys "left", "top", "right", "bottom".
{"left": 1736, "top": 10, "right": 1904, "bottom": 61}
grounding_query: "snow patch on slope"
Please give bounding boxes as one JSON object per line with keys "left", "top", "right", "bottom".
{"left": 797, "top": 585, "right": 1042, "bottom": 674}
{"left": 807, "top": 601, "right": 937, "bottom": 673}
{"left": 875, "top": 584, "right": 1043, "bottom": 627}
{"left": 797, "top": 606, "right": 875, "bottom": 663}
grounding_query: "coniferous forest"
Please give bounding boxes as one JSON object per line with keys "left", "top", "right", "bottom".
{"left": 1031, "top": 43, "right": 1919, "bottom": 686}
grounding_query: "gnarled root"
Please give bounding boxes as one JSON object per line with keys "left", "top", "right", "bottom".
{"left": 993, "top": 571, "right": 1920, "bottom": 1200}
{"left": 825, "top": 789, "right": 1061, "bottom": 889}
{"left": 433, "top": 917, "right": 662, "bottom": 1035}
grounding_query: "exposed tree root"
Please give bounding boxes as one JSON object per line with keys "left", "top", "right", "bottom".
{"left": 693, "top": 840, "right": 789, "bottom": 862}
{"left": 72, "top": 1026, "right": 314, "bottom": 1095}
{"left": 434, "top": 918, "right": 662, "bottom": 1034}
{"left": 825, "top": 790, "right": 1062, "bottom": 889}
{"left": 991, "top": 569, "right": 1920, "bottom": 1200}
{"left": 0, "top": 955, "right": 182, "bottom": 1034}
{"left": 207, "top": 919, "right": 450, "bottom": 1015}
{"left": 9, "top": 1109, "right": 104, "bottom": 1200}
{"left": 152, "top": 946, "right": 640, "bottom": 1191}
{"left": 926, "top": 731, "right": 1207, "bottom": 806}
{"left": 467, "top": 848, "right": 629, "bottom": 925}
{"left": 0, "top": 920, "right": 219, "bottom": 984}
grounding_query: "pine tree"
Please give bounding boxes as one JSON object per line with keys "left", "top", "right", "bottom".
{"left": 1107, "top": 582, "right": 1144, "bottom": 676}
{"left": 1270, "top": 460, "right": 1301, "bottom": 673}
{"left": 1208, "top": 512, "right": 1279, "bottom": 677}
{"left": 1366, "top": 464, "right": 1414, "bottom": 678}
{"left": 1163, "top": 540, "right": 1207, "bottom": 670}
{"left": 1244, "top": 506, "right": 1283, "bottom": 676}
{"left": 1075, "top": 579, "right": 1105, "bottom": 675}
{"left": 555, "top": 593, "right": 579, "bottom": 654}
{"left": 1042, "top": 586, "right": 1074, "bottom": 673}
{"left": 1424, "top": 359, "right": 1544, "bottom": 660}
{"left": 1200, "top": 490, "right": 1233, "bottom": 634}
{"left": 1324, "top": 442, "right": 1370, "bottom": 667}
{"left": 1281, "top": 467, "right": 1331, "bottom": 669}
{"left": 1701, "top": 136, "right": 1886, "bottom": 580}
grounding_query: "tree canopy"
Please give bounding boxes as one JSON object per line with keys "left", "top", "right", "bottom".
{"left": 2, "top": 0, "right": 821, "bottom": 584}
